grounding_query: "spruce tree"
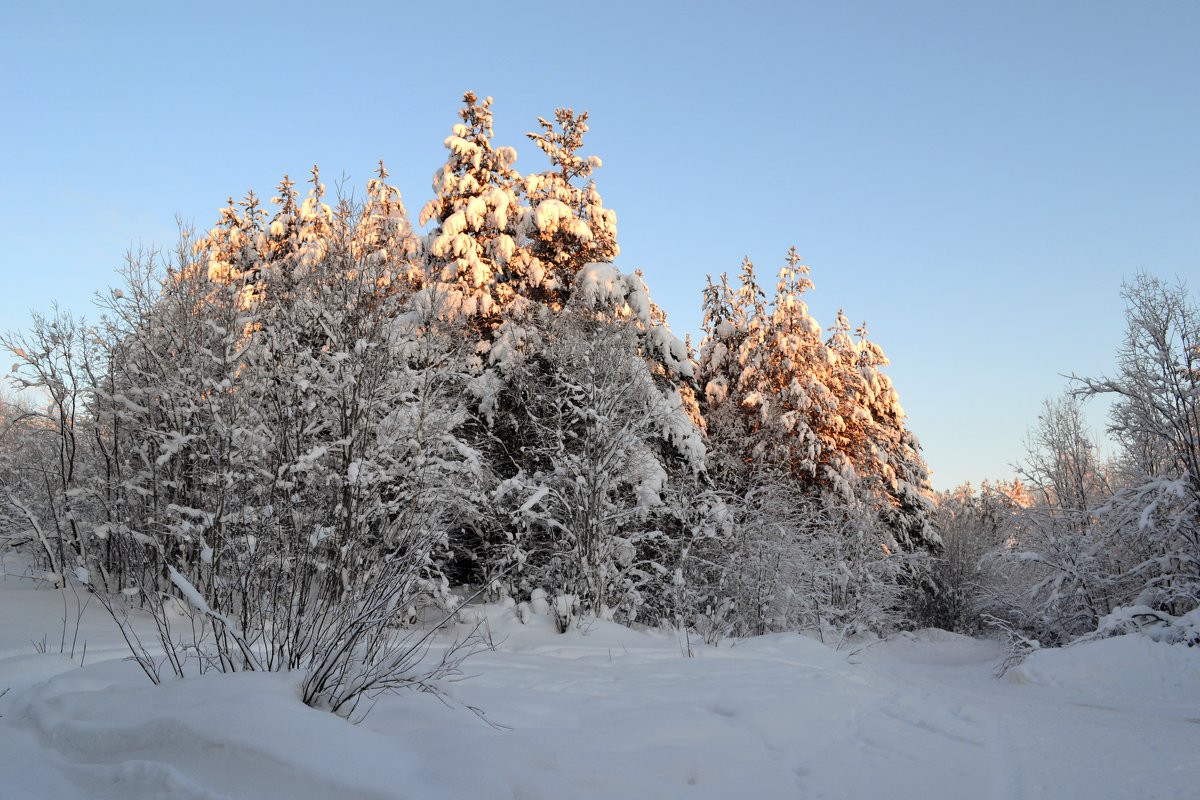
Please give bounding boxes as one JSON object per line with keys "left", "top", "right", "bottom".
{"left": 523, "top": 108, "right": 619, "bottom": 309}
{"left": 849, "top": 321, "right": 937, "bottom": 550}
{"left": 419, "top": 91, "right": 528, "bottom": 330}
{"left": 699, "top": 270, "right": 755, "bottom": 492}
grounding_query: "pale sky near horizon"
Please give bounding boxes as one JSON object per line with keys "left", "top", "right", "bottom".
{"left": 1, "top": 1, "right": 1197, "bottom": 491}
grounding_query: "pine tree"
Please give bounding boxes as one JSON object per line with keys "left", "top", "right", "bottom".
{"left": 702, "top": 257, "right": 776, "bottom": 480}
{"left": 763, "top": 247, "right": 846, "bottom": 493}
{"left": 356, "top": 160, "right": 421, "bottom": 298}
{"left": 713, "top": 249, "right": 844, "bottom": 496}
{"left": 699, "top": 270, "right": 755, "bottom": 491}
{"left": 407, "top": 97, "right": 708, "bottom": 615}
{"left": 522, "top": 108, "right": 619, "bottom": 309}
{"left": 848, "top": 321, "right": 937, "bottom": 550}
{"left": 419, "top": 91, "right": 528, "bottom": 329}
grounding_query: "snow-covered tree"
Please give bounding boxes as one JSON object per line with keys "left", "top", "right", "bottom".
{"left": 701, "top": 249, "right": 933, "bottom": 528}
{"left": 697, "top": 250, "right": 936, "bottom": 637}
{"left": 476, "top": 263, "right": 705, "bottom": 627}
{"left": 985, "top": 395, "right": 1126, "bottom": 642}
{"left": 409, "top": 97, "right": 707, "bottom": 623}
{"left": 699, "top": 268, "right": 757, "bottom": 492}
{"left": 967, "top": 279, "right": 1198, "bottom": 648}
{"left": 844, "top": 321, "right": 937, "bottom": 550}
{"left": 419, "top": 91, "right": 528, "bottom": 329}
{"left": 758, "top": 248, "right": 845, "bottom": 492}
{"left": 522, "top": 108, "right": 619, "bottom": 309}
{"left": 1, "top": 310, "right": 102, "bottom": 588}
{"left": 9, "top": 167, "right": 493, "bottom": 703}
{"left": 357, "top": 160, "right": 423, "bottom": 298}
{"left": 487, "top": 313, "right": 689, "bottom": 628}
{"left": 1075, "top": 274, "right": 1200, "bottom": 616}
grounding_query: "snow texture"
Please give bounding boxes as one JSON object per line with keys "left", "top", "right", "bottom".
{"left": 1, "top": 554, "right": 1197, "bottom": 800}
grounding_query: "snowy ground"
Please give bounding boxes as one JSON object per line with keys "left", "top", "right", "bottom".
{"left": 1, "top": 556, "right": 1197, "bottom": 800}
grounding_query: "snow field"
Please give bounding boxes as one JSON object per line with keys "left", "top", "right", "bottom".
{"left": 1, "top": 562, "right": 1197, "bottom": 800}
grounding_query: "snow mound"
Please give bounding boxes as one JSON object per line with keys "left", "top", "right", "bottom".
{"left": 1009, "top": 634, "right": 1200, "bottom": 709}
{"left": 7, "top": 668, "right": 430, "bottom": 800}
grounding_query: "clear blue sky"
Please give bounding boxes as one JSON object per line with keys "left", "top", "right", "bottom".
{"left": 2, "top": 1, "right": 1197, "bottom": 490}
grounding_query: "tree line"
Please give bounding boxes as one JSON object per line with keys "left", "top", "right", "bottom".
{"left": 9, "top": 91, "right": 1187, "bottom": 712}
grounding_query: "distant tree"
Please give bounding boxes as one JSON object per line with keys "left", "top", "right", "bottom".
{"left": 920, "top": 481, "right": 1024, "bottom": 633}
{"left": 986, "top": 394, "right": 1124, "bottom": 642}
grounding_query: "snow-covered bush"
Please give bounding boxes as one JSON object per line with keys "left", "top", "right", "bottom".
{"left": 1087, "top": 605, "right": 1200, "bottom": 646}
{"left": 681, "top": 481, "right": 920, "bottom": 643}
{"left": 3, "top": 170, "right": 498, "bottom": 716}
{"left": 975, "top": 277, "right": 1199, "bottom": 648}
